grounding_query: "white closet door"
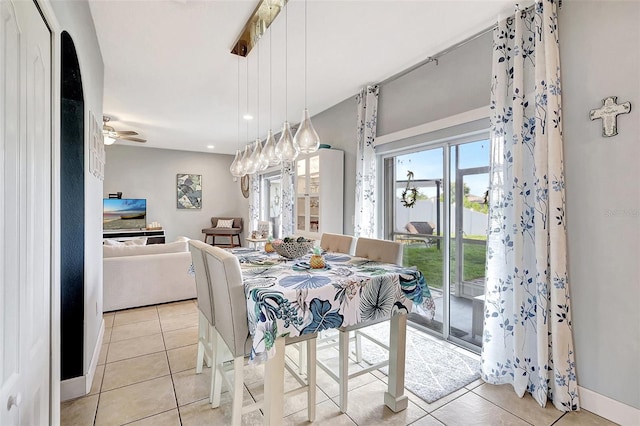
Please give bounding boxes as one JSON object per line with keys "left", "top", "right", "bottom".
{"left": 0, "top": 0, "right": 52, "bottom": 424}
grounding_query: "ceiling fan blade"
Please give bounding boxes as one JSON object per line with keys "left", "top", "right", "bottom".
{"left": 114, "top": 130, "right": 138, "bottom": 136}
{"left": 119, "top": 136, "right": 147, "bottom": 143}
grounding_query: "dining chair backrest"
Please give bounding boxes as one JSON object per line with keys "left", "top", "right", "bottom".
{"left": 203, "top": 246, "right": 250, "bottom": 358}
{"left": 320, "top": 233, "right": 355, "bottom": 255}
{"left": 354, "top": 237, "right": 403, "bottom": 265}
{"left": 188, "top": 240, "right": 215, "bottom": 326}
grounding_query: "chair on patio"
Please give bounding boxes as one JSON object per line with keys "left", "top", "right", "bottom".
{"left": 405, "top": 221, "right": 436, "bottom": 247}
{"left": 203, "top": 246, "right": 317, "bottom": 425}
{"left": 316, "top": 237, "right": 403, "bottom": 412}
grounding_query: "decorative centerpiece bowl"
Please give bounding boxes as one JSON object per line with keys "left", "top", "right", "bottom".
{"left": 271, "top": 237, "right": 314, "bottom": 259}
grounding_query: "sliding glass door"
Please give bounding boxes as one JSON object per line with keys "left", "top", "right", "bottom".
{"left": 383, "top": 136, "right": 489, "bottom": 351}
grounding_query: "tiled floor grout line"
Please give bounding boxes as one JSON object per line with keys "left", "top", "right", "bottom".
{"left": 68, "top": 302, "right": 608, "bottom": 426}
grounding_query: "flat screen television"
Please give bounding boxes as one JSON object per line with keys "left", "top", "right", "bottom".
{"left": 103, "top": 198, "right": 147, "bottom": 230}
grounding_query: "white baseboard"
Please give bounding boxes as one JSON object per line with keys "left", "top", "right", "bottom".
{"left": 579, "top": 386, "right": 640, "bottom": 425}
{"left": 60, "top": 320, "right": 105, "bottom": 401}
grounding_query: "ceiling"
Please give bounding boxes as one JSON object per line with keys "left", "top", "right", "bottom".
{"left": 89, "top": 0, "right": 517, "bottom": 155}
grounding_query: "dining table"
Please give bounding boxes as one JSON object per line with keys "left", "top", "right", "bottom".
{"left": 229, "top": 247, "right": 436, "bottom": 425}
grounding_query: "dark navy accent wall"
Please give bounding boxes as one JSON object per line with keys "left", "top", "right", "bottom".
{"left": 60, "top": 31, "right": 85, "bottom": 380}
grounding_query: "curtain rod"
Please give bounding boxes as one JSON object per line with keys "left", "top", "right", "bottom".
{"left": 378, "top": 2, "right": 544, "bottom": 87}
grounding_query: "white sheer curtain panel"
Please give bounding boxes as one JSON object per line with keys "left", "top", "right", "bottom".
{"left": 248, "top": 175, "right": 260, "bottom": 235}
{"left": 281, "top": 161, "right": 295, "bottom": 237}
{"left": 482, "top": 0, "right": 579, "bottom": 411}
{"left": 354, "top": 85, "right": 379, "bottom": 238}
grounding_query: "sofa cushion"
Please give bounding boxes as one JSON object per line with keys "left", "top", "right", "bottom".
{"left": 104, "top": 237, "right": 148, "bottom": 246}
{"left": 104, "top": 239, "right": 189, "bottom": 258}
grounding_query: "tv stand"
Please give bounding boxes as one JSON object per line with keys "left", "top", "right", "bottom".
{"left": 103, "top": 229, "right": 166, "bottom": 245}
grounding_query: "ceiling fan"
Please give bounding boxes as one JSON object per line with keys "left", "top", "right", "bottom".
{"left": 102, "top": 116, "right": 146, "bottom": 145}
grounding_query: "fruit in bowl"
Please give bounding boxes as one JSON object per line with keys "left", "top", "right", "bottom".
{"left": 271, "top": 237, "right": 314, "bottom": 259}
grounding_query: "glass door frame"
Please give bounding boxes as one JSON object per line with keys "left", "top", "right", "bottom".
{"left": 378, "top": 130, "right": 489, "bottom": 352}
{"left": 259, "top": 170, "right": 283, "bottom": 239}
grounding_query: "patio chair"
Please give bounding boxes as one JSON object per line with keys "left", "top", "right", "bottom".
{"left": 317, "top": 237, "right": 403, "bottom": 412}
{"left": 187, "top": 240, "right": 217, "bottom": 403}
{"left": 405, "top": 221, "right": 436, "bottom": 247}
{"left": 203, "top": 246, "right": 317, "bottom": 425}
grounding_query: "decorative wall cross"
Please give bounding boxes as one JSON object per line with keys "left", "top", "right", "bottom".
{"left": 589, "top": 96, "right": 631, "bottom": 137}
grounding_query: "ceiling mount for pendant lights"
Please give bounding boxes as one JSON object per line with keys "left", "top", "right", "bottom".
{"left": 293, "top": 0, "right": 320, "bottom": 154}
{"left": 231, "top": 0, "right": 288, "bottom": 58}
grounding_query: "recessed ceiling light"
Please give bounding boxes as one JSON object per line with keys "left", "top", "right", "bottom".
{"left": 243, "top": 114, "right": 253, "bottom": 121}
{"left": 207, "top": 145, "right": 215, "bottom": 149}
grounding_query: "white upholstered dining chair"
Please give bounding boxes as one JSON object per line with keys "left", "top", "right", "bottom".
{"left": 188, "top": 240, "right": 217, "bottom": 404}
{"left": 317, "top": 237, "right": 404, "bottom": 412}
{"left": 203, "top": 246, "right": 317, "bottom": 425}
{"left": 354, "top": 237, "right": 403, "bottom": 265}
{"left": 320, "top": 232, "right": 355, "bottom": 255}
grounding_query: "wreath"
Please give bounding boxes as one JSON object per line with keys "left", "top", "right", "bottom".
{"left": 401, "top": 171, "right": 418, "bottom": 208}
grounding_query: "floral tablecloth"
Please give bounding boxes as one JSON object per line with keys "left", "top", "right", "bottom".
{"left": 229, "top": 248, "right": 435, "bottom": 362}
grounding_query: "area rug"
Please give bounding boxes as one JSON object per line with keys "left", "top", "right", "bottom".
{"left": 359, "top": 323, "right": 481, "bottom": 403}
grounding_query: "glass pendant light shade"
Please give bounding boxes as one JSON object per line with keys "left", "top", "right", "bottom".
{"left": 262, "top": 129, "right": 279, "bottom": 166}
{"left": 242, "top": 145, "right": 257, "bottom": 175}
{"left": 293, "top": 108, "right": 320, "bottom": 154}
{"left": 276, "top": 121, "right": 298, "bottom": 162}
{"left": 230, "top": 149, "right": 244, "bottom": 177}
{"left": 254, "top": 138, "right": 269, "bottom": 172}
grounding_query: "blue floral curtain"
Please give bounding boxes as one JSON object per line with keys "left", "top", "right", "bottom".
{"left": 354, "top": 85, "right": 379, "bottom": 238}
{"left": 482, "top": 0, "right": 579, "bottom": 411}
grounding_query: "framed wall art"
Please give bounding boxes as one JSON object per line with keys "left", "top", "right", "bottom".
{"left": 177, "top": 173, "right": 202, "bottom": 209}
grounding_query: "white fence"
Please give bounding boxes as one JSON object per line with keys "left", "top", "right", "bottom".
{"left": 394, "top": 199, "right": 488, "bottom": 236}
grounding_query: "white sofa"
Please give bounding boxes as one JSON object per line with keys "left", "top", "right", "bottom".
{"left": 103, "top": 238, "right": 197, "bottom": 311}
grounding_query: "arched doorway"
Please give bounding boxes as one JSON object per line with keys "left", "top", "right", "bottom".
{"left": 60, "top": 31, "right": 86, "bottom": 381}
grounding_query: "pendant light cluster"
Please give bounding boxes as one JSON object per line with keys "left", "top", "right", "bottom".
{"left": 229, "top": 0, "right": 319, "bottom": 178}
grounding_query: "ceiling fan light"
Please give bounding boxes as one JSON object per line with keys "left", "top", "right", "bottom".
{"left": 104, "top": 135, "right": 116, "bottom": 145}
{"left": 276, "top": 121, "right": 298, "bottom": 162}
{"left": 293, "top": 108, "right": 320, "bottom": 154}
{"left": 262, "top": 129, "right": 279, "bottom": 166}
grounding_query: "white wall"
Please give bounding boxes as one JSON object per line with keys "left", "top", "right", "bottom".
{"left": 104, "top": 145, "right": 248, "bottom": 242}
{"left": 560, "top": 0, "right": 639, "bottom": 410}
{"left": 311, "top": 33, "right": 493, "bottom": 236}
{"left": 50, "top": 0, "right": 105, "bottom": 385}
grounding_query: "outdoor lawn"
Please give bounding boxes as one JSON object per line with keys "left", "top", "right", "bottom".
{"left": 402, "top": 240, "right": 486, "bottom": 289}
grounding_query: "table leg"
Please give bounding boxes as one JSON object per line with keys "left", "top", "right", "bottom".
{"left": 384, "top": 313, "right": 408, "bottom": 412}
{"left": 263, "top": 336, "right": 286, "bottom": 425}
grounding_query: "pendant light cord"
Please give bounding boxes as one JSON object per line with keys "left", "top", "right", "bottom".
{"left": 237, "top": 55, "right": 240, "bottom": 149}
{"left": 269, "top": 4, "right": 273, "bottom": 130}
{"left": 256, "top": 41, "right": 260, "bottom": 139}
{"left": 285, "top": 2, "right": 288, "bottom": 118}
{"left": 246, "top": 58, "right": 249, "bottom": 142}
{"left": 304, "top": 0, "right": 307, "bottom": 107}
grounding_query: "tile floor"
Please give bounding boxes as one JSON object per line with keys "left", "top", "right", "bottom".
{"left": 61, "top": 300, "right": 618, "bottom": 425}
